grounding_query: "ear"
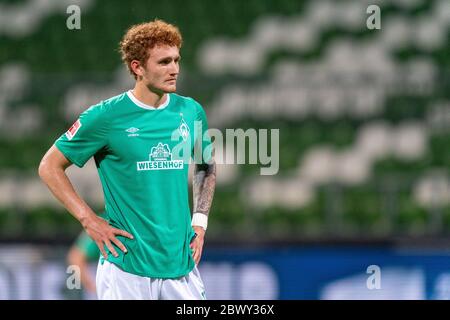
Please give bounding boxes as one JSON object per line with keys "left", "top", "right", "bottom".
{"left": 130, "top": 60, "right": 144, "bottom": 78}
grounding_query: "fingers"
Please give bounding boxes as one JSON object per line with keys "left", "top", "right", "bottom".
{"left": 191, "top": 241, "right": 203, "bottom": 264}
{"left": 113, "top": 228, "right": 134, "bottom": 240}
{"left": 190, "top": 243, "right": 196, "bottom": 262}
{"left": 87, "top": 221, "right": 134, "bottom": 258}
{"left": 194, "top": 248, "right": 202, "bottom": 264}
{"left": 109, "top": 228, "right": 132, "bottom": 254}
{"left": 111, "top": 237, "right": 128, "bottom": 254}
{"left": 96, "top": 237, "right": 126, "bottom": 259}
{"left": 104, "top": 239, "right": 119, "bottom": 258}
{"left": 193, "top": 250, "right": 198, "bottom": 264}
{"left": 96, "top": 241, "right": 108, "bottom": 259}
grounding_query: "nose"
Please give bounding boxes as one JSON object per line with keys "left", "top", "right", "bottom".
{"left": 169, "top": 61, "right": 179, "bottom": 75}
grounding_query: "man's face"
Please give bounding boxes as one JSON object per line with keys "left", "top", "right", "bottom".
{"left": 139, "top": 44, "right": 180, "bottom": 94}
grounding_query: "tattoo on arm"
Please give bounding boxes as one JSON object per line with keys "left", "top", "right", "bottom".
{"left": 193, "top": 161, "right": 216, "bottom": 217}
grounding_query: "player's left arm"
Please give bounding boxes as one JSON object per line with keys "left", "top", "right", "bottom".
{"left": 190, "top": 160, "right": 216, "bottom": 264}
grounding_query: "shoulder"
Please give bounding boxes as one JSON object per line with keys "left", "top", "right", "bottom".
{"left": 171, "top": 93, "right": 203, "bottom": 110}
{"left": 81, "top": 92, "right": 127, "bottom": 121}
{"left": 171, "top": 94, "right": 208, "bottom": 121}
{"left": 100, "top": 92, "right": 128, "bottom": 112}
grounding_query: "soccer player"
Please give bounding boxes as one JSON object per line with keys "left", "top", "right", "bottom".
{"left": 38, "top": 19, "right": 216, "bottom": 300}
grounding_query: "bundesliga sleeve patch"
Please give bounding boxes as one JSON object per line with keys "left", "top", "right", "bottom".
{"left": 65, "top": 119, "right": 82, "bottom": 140}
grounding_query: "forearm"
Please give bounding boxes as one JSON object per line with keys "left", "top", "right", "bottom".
{"left": 39, "top": 146, "right": 132, "bottom": 258}
{"left": 193, "top": 161, "right": 216, "bottom": 218}
{"left": 39, "top": 163, "right": 96, "bottom": 225}
{"left": 190, "top": 161, "right": 215, "bottom": 264}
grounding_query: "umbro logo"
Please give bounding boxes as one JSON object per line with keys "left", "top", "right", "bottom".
{"left": 126, "top": 127, "right": 140, "bottom": 137}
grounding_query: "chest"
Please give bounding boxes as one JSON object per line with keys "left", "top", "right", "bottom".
{"left": 107, "top": 109, "right": 195, "bottom": 162}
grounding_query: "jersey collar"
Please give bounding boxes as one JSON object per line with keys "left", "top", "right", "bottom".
{"left": 126, "top": 90, "right": 170, "bottom": 110}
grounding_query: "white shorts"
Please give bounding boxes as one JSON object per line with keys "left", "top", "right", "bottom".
{"left": 96, "top": 260, "right": 206, "bottom": 300}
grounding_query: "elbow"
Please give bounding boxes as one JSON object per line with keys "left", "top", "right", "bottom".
{"left": 38, "top": 159, "right": 46, "bottom": 180}
{"left": 38, "top": 157, "right": 50, "bottom": 181}
{"left": 38, "top": 157, "right": 56, "bottom": 182}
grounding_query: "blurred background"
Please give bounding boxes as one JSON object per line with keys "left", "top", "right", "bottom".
{"left": 1, "top": 0, "right": 450, "bottom": 299}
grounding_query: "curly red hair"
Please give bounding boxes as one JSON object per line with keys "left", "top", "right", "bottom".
{"left": 119, "top": 19, "right": 182, "bottom": 79}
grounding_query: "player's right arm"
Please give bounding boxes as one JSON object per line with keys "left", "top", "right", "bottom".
{"left": 38, "top": 145, "right": 133, "bottom": 258}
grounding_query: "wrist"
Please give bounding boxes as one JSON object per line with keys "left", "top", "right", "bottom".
{"left": 79, "top": 211, "right": 96, "bottom": 228}
{"left": 192, "top": 212, "right": 208, "bottom": 231}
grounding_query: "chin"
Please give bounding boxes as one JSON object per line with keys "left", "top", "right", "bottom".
{"left": 164, "top": 85, "right": 177, "bottom": 93}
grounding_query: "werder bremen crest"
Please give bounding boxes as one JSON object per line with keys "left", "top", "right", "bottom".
{"left": 178, "top": 114, "right": 190, "bottom": 142}
{"left": 137, "top": 142, "right": 184, "bottom": 171}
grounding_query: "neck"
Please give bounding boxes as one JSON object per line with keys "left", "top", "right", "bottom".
{"left": 132, "top": 82, "right": 167, "bottom": 108}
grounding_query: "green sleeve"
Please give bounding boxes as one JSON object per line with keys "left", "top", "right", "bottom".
{"left": 193, "top": 101, "right": 213, "bottom": 164}
{"left": 55, "top": 102, "right": 109, "bottom": 167}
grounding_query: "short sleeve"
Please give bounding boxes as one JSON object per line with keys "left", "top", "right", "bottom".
{"left": 55, "top": 102, "right": 109, "bottom": 167}
{"left": 193, "top": 101, "right": 213, "bottom": 164}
